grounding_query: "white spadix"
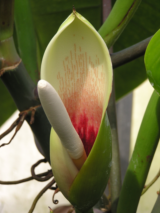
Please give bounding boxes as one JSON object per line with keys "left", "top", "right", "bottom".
{"left": 38, "top": 80, "right": 86, "bottom": 168}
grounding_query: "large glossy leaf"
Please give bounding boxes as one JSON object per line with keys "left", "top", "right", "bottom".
{"left": 145, "top": 29, "right": 160, "bottom": 94}
{"left": 117, "top": 91, "right": 160, "bottom": 213}
{"left": 113, "top": 0, "right": 160, "bottom": 100}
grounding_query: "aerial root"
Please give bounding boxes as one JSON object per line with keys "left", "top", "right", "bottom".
{"left": 0, "top": 105, "right": 41, "bottom": 148}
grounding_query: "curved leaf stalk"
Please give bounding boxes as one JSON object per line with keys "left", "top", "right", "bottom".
{"left": 111, "top": 36, "right": 152, "bottom": 69}
{"left": 98, "top": 0, "right": 142, "bottom": 48}
{"left": 102, "top": 3, "right": 121, "bottom": 212}
{"left": 107, "top": 82, "right": 121, "bottom": 213}
{"left": 14, "top": 0, "right": 39, "bottom": 83}
{"left": 117, "top": 90, "right": 160, "bottom": 213}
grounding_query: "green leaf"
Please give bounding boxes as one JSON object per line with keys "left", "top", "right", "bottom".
{"left": 14, "top": 0, "right": 39, "bottom": 83}
{"left": 113, "top": 0, "right": 160, "bottom": 99}
{"left": 145, "top": 29, "right": 160, "bottom": 94}
{"left": 69, "top": 113, "right": 112, "bottom": 212}
{"left": 117, "top": 90, "right": 160, "bottom": 213}
{"left": 29, "top": 0, "right": 102, "bottom": 61}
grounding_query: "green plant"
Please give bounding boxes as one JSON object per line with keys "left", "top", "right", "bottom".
{"left": 0, "top": 0, "right": 160, "bottom": 213}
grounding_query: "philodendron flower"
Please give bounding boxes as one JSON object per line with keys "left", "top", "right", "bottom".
{"left": 38, "top": 10, "right": 112, "bottom": 213}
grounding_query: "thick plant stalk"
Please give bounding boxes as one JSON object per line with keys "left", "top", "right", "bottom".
{"left": 102, "top": 2, "right": 121, "bottom": 212}
{"left": 107, "top": 82, "right": 121, "bottom": 213}
{"left": 111, "top": 36, "right": 152, "bottom": 69}
{"left": 0, "top": 37, "right": 20, "bottom": 75}
{"left": 117, "top": 90, "right": 160, "bottom": 213}
{"left": 1, "top": 62, "right": 51, "bottom": 161}
{"left": 98, "top": 0, "right": 142, "bottom": 48}
{"left": 0, "top": 0, "right": 51, "bottom": 161}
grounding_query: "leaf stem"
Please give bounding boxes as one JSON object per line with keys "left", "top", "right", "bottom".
{"left": 117, "top": 91, "right": 160, "bottom": 213}
{"left": 0, "top": 37, "right": 21, "bottom": 76}
{"left": 111, "top": 36, "right": 152, "bottom": 68}
{"left": 99, "top": 0, "right": 142, "bottom": 47}
{"left": 1, "top": 62, "right": 51, "bottom": 161}
{"left": 107, "top": 81, "right": 121, "bottom": 213}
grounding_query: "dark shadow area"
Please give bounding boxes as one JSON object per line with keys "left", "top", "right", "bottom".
{"left": 116, "top": 92, "right": 133, "bottom": 181}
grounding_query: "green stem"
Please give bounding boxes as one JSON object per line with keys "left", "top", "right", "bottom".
{"left": 98, "top": 0, "right": 142, "bottom": 47}
{"left": 1, "top": 62, "right": 51, "bottom": 161}
{"left": 117, "top": 90, "right": 160, "bottom": 213}
{"left": 0, "top": 0, "right": 51, "bottom": 161}
{"left": 0, "top": 0, "right": 14, "bottom": 40}
{"left": 0, "top": 1, "right": 20, "bottom": 76}
{"left": 111, "top": 36, "right": 152, "bottom": 69}
{"left": 107, "top": 80, "right": 121, "bottom": 213}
